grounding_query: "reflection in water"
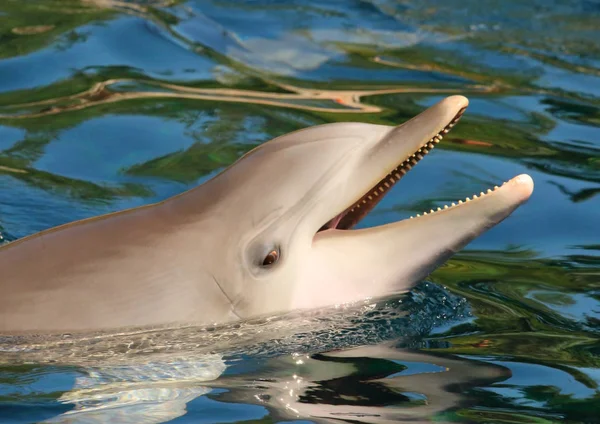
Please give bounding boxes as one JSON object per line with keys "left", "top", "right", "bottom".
{"left": 548, "top": 180, "right": 600, "bottom": 203}
{"left": 217, "top": 347, "right": 510, "bottom": 423}
{"left": 0, "top": 78, "right": 488, "bottom": 119}
{"left": 38, "top": 348, "right": 509, "bottom": 424}
{"left": 48, "top": 356, "right": 225, "bottom": 423}
{"left": 0, "top": 0, "right": 599, "bottom": 422}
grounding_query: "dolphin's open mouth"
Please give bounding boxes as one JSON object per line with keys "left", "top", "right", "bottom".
{"left": 319, "top": 106, "right": 467, "bottom": 232}
{"left": 294, "top": 95, "right": 532, "bottom": 312}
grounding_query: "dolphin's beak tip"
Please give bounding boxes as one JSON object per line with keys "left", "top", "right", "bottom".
{"left": 510, "top": 173, "right": 534, "bottom": 202}
{"left": 444, "top": 95, "right": 469, "bottom": 109}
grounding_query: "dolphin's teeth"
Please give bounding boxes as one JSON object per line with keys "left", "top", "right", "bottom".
{"left": 358, "top": 109, "right": 464, "bottom": 228}
{"left": 494, "top": 185, "right": 499, "bottom": 190}
{"left": 409, "top": 181, "right": 500, "bottom": 222}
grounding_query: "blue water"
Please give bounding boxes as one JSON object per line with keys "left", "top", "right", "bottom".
{"left": 0, "top": 1, "right": 599, "bottom": 423}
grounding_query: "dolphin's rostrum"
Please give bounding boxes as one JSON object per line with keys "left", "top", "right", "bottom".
{"left": 0, "top": 95, "right": 534, "bottom": 333}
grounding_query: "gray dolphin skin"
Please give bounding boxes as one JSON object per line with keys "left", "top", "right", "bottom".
{"left": 0, "top": 95, "right": 533, "bottom": 333}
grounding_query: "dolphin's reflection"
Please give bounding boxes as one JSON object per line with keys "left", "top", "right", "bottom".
{"left": 216, "top": 346, "right": 511, "bottom": 423}
{"left": 47, "top": 355, "right": 226, "bottom": 423}
{"left": 47, "top": 346, "right": 509, "bottom": 423}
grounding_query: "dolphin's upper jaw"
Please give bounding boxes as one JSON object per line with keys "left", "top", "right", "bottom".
{"left": 318, "top": 104, "right": 468, "bottom": 232}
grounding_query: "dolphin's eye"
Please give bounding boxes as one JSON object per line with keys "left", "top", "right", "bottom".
{"left": 262, "top": 249, "right": 279, "bottom": 267}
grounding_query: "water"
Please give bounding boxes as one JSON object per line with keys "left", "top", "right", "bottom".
{"left": 0, "top": 0, "right": 598, "bottom": 422}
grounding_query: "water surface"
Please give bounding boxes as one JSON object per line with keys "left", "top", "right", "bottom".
{"left": 0, "top": 1, "right": 599, "bottom": 423}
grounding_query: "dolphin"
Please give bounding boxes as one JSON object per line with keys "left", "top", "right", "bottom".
{"left": 0, "top": 95, "right": 533, "bottom": 333}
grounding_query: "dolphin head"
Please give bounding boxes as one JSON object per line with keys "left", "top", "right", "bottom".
{"left": 170, "top": 95, "right": 533, "bottom": 320}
